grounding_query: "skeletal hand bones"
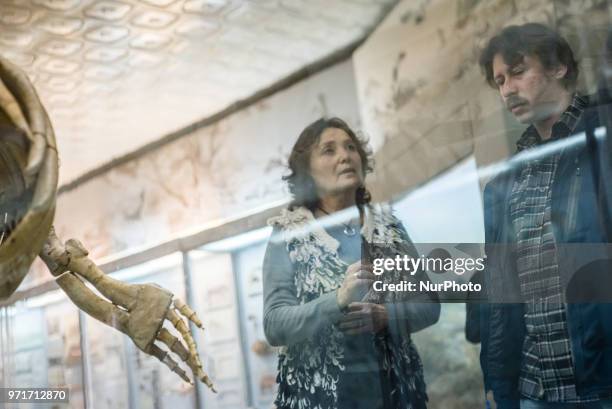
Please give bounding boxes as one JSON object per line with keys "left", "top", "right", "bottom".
{"left": 0, "top": 56, "right": 215, "bottom": 390}
{"left": 40, "top": 228, "right": 216, "bottom": 390}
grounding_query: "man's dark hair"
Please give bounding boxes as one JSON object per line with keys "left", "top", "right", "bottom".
{"left": 283, "top": 117, "right": 373, "bottom": 210}
{"left": 479, "top": 23, "right": 578, "bottom": 90}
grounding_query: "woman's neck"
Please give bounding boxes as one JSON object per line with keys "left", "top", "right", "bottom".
{"left": 317, "top": 192, "right": 356, "bottom": 213}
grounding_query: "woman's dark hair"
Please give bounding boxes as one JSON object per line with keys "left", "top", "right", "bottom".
{"left": 283, "top": 117, "right": 373, "bottom": 210}
{"left": 479, "top": 23, "right": 578, "bottom": 90}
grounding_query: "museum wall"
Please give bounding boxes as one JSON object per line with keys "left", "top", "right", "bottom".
{"left": 356, "top": 0, "right": 611, "bottom": 203}
{"left": 50, "top": 59, "right": 361, "bottom": 260}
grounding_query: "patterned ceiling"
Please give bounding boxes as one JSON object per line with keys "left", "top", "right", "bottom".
{"left": 0, "top": 0, "right": 396, "bottom": 185}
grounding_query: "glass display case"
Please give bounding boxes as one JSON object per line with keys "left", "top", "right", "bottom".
{"left": 0, "top": 291, "right": 84, "bottom": 409}
{"left": 84, "top": 254, "right": 197, "bottom": 409}
{"left": 233, "top": 241, "right": 279, "bottom": 409}
{"left": 0, "top": 233, "right": 279, "bottom": 409}
{"left": 83, "top": 313, "right": 129, "bottom": 409}
{"left": 188, "top": 249, "right": 247, "bottom": 409}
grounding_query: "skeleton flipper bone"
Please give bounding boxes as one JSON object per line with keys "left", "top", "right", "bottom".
{"left": 173, "top": 298, "right": 203, "bottom": 328}
{"left": 149, "top": 344, "right": 192, "bottom": 384}
{"left": 40, "top": 228, "right": 215, "bottom": 390}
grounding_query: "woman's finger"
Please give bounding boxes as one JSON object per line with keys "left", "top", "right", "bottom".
{"left": 338, "top": 313, "right": 367, "bottom": 324}
{"left": 346, "top": 302, "right": 371, "bottom": 311}
{"left": 353, "top": 271, "right": 376, "bottom": 280}
{"left": 353, "top": 278, "right": 374, "bottom": 287}
{"left": 346, "top": 262, "right": 362, "bottom": 275}
{"left": 337, "top": 322, "right": 358, "bottom": 330}
{"left": 338, "top": 313, "right": 377, "bottom": 327}
{"left": 360, "top": 263, "right": 373, "bottom": 273}
{"left": 342, "top": 322, "right": 375, "bottom": 335}
{"left": 344, "top": 328, "right": 369, "bottom": 335}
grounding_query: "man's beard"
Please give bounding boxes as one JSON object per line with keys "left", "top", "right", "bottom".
{"left": 505, "top": 95, "right": 529, "bottom": 112}
{"left": 507, "top": 96, "right": 561, "bottom": 125}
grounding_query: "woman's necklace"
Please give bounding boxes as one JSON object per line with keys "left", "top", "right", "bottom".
{"left": 317, "top": 206, "right": 358, "bottom": 236}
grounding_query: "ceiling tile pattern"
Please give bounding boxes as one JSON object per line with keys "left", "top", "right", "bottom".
{"left": 0, "top": 0, "right": 396, "bottom": 185}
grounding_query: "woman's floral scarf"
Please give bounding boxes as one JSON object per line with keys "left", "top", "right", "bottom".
{"left": 268, "top": 204, "right": 428, "bottom": 409}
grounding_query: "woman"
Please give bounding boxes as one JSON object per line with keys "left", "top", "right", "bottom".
{"left": 263, "top": 117, "right": 440, "bottom": 409}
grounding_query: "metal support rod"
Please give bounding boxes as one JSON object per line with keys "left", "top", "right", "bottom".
{"left": 0, "top": 307, "right": 8, "bottom": 390}
{"left": 78, "top": 310, "right": 94, "bottom": 409}
{"left": 123, "top": 334, "right": 139, "bottom": 409}
{"left": 231, "top": 252, "right": 254, "bottom": 408}
{"left": 182, "top": 251, "right": 205, "bottom": 409}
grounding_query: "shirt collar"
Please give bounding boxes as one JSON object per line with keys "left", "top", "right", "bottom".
{"left": 516, "top": 94, "right": 587, "bottom": 152}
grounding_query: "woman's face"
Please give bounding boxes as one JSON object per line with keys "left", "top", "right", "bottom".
{"left": 308, "top": 127, "right": 364, "bottom": 199}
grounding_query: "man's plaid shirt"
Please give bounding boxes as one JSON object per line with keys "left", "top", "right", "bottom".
{"left": 509, "top": 95, "right": 599, "bottom": 403}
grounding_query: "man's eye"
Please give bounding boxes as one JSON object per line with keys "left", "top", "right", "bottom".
{"left": 347, "top": 144, "right": 357, "bottom": 151}
{"left": 322, "top": 148, "right": 334, "bottom": 154}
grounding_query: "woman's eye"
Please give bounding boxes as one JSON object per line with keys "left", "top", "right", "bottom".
{"left": 322, "top": 148, "right": 334, "bottom": 154}
{"left": 347, "top": 144, "right": 357, "bottom": 151}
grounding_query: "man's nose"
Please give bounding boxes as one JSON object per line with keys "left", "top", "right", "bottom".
{"left": 501, "top": 78, "right": 517, "bottom": 98}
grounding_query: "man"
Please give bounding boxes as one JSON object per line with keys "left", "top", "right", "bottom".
{"left": 478, "top": 23, "right": 612, "bottom": 409}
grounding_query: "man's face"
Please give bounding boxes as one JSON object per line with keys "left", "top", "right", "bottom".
{"left": 492, "top": 53, "right": 567, "bottom": 124}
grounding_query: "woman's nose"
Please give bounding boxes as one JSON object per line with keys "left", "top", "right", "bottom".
{"left": 337, "top": 148, "right": 351, "bottom": 162}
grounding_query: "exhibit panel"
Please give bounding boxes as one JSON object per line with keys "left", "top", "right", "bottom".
{"left": 132, "top": 264, "right": 197, "bottom": 409}
{"left": 82, "top": 315, "right": 129, "bottom": 409}
{"left": 0, "top": 293, "right": 84, "bottom": 409}
{"left": 189, "top": 250, "right": 247, "bottom": 409}
{"left": 232, "top": 235, "right": 279, "bottom": 409}
{"left": 78, "top": 253, "right": 201, "bottom": 408}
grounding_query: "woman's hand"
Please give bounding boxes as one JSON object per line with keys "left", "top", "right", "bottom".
{"left": 336, "top": 262, "right": 375, "bottom": 310}
{"left": 337, "top": 302, "right": 389, "bottom": 335}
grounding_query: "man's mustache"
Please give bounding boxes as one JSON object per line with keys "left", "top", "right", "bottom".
{"left": 505, "top": 96, "right": 528, "bottom": 110}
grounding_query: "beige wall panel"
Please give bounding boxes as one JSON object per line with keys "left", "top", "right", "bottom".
{"left": 52, "top": 60, "right": 361, "bottom": 258}
{"left": 353, "top": 0, "right": 557, "bottom": 202}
